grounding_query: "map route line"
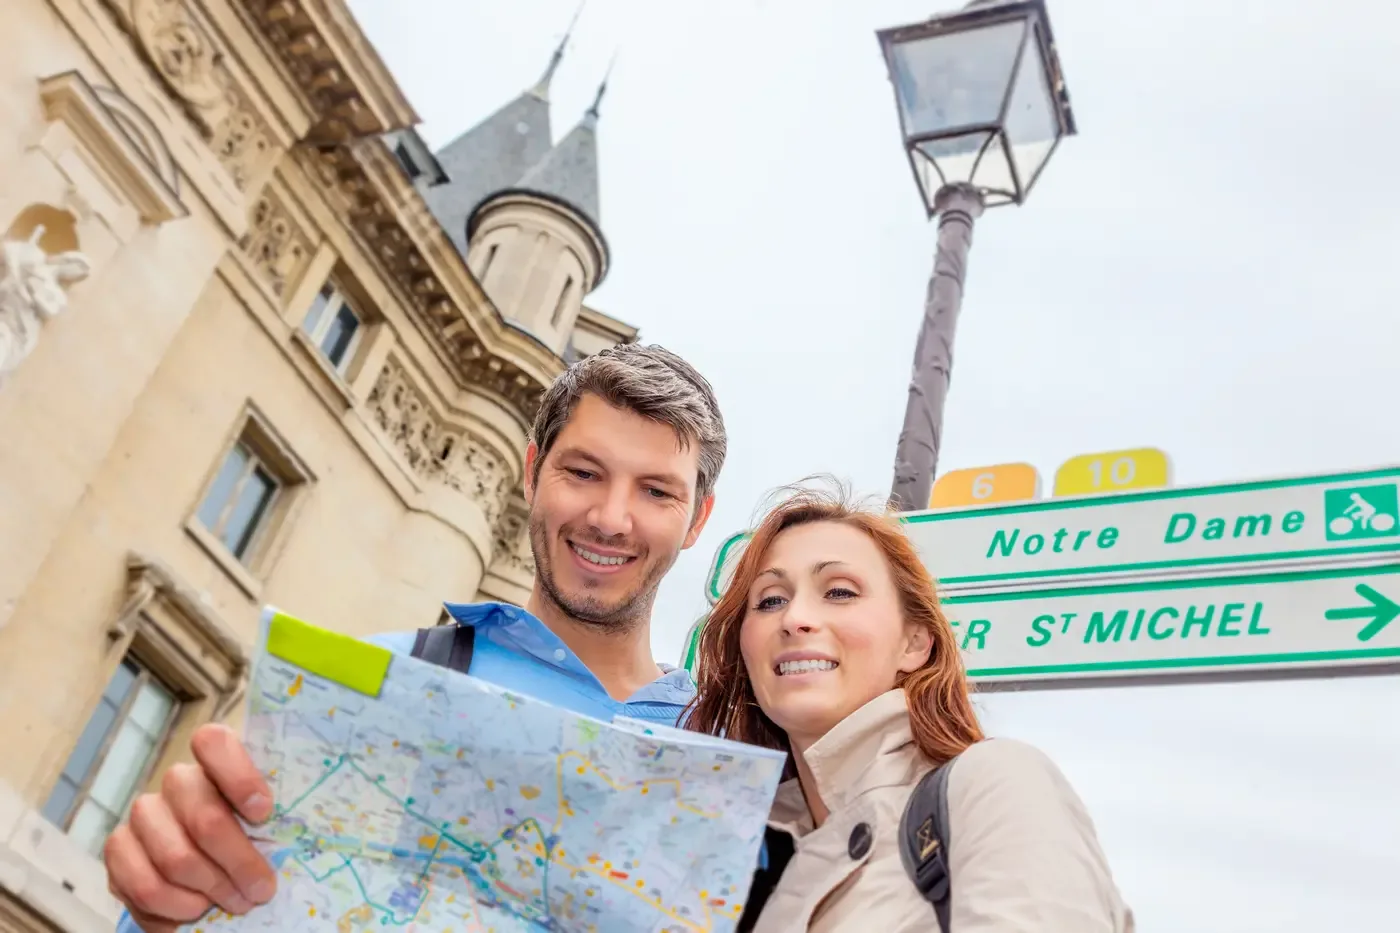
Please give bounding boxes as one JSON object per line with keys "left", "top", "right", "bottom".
{"left": 266, "top": 751, "right": 717, "bottom": 933}
{"left": 271, "top": 754, "right": 555, "bottom": 927}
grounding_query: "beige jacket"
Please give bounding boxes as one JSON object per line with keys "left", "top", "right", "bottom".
{"left": 751, "top": 690, "right": 1134, "bottom": 932}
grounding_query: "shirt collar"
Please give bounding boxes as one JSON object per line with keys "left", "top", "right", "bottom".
{"left": 769, "top": 689, "right": 920, "bottom": 832}
{"left": 442, "top": 601, "right": 696, "bottom": 705}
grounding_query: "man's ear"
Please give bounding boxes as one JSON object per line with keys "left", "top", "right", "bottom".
{"left": 682, "top": 493, "right": 716, "bottom": 550}
{"left": 523, "top": 441, "right": 540, "bottom": 507}
{"left": 898, "top": 625, "right": 934, "bottom": 675}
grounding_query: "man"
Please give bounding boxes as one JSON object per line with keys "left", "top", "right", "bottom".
{"left": 106, "top": 343, "right": 726, "bottom": 932}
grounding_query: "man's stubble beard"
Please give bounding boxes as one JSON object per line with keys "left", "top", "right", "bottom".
{"left": 528, "top": 511, "right": 678, "bottom": 634}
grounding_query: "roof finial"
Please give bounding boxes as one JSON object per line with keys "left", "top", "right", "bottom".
{"left": 531, "top": 0, "right": 586, "bottom": 100}
{"left": 584, "top": 49, "right": 618, "bottom": 123}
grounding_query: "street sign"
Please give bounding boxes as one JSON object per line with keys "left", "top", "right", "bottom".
{"left": 930, "top": 463, "right": 1040, "bottom": 509}
{"left": 943, "top": 562, "right": 1400, "bottom": 686}
{"left": 1053, "top": 447, "right": 1172, "bottom": 497}
{"left": 679, "top": 615, "right": 705, "bottom": 674}
{"left": 705, "top": 530, "right": 751, "bottom": 605}
{"left": 901, "top": 466, "right": 1400, "bottom": 587}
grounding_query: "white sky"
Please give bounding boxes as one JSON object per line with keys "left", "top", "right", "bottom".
{"left": 347, "top": 1, "right": 1400, "bottom": 928}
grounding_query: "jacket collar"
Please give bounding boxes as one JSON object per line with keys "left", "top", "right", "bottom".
{"left": 768, "top": 689, "right": 921, "bottom": 834}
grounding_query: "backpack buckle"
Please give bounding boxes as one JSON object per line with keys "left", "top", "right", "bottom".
{"left": 912, "top": 825, "right": 950, "bottom": 901}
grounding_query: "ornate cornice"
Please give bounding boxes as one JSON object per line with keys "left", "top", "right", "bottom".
{"left": 367, "top": 357, "right": 516, "bottom": 529}
{"left": 111, "top": 551, "right": 250, "bottom": 678}
{"left": 491, "top": 496, "right": 536, "bottom": 578}
{"left": 302, "top": 139, "right": 567, "bottom": 424}
{"left": 238, "top": 0, "right": 417, "bottom": 144}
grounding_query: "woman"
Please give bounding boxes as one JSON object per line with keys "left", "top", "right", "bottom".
{"left": 685, "top": 486, "right": 1134, "bottom": 932}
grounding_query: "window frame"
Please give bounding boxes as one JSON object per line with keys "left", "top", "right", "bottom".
{"left": 42, "top": 656, "right": 183, "bottom": 854}
{"left": 195, "top": 440, "right": 283, "bottom": 563}
{"left": 186, "top": 406, "right": 315, "bottom": 597}
{"left": 300, "top": 282, "right": 364, "bottom": 375}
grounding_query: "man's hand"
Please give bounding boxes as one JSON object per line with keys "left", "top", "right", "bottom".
{"left": 105, "top": 724, "right": 277, "bottom": 932}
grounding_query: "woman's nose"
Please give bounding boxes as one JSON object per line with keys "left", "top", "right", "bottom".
{"left": 780, "top": 599, "right": 821, "bottom": 635}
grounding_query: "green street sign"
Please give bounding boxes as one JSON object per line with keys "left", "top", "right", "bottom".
{"left": 679, "top": 615, "right": 705, "bottom": 674}
{"left": 942, "top": 562, "right": 1400, "bottom": 686}
{"left": 902, "top": 466, "right": 1400, "bottom": 587}
{"left": 704, "top": 530, "right": 751, "bottom": 605}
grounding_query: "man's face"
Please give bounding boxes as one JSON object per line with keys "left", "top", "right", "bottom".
{"left": 525, "top": 394, "right": 714, "bottom": 632}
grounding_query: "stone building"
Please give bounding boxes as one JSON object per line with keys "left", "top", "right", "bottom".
{"left": 0, "top": 1, "right": 634, "bottom": 929}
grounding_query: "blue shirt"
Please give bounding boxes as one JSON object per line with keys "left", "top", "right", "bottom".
{"left": 115, "top": 602, "right": 697, "bottom": 931}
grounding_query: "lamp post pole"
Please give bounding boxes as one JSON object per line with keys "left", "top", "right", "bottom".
{"left": 877, "top": 0, "right": 1077, "bottom": 513}
{"left": 889, "top": 182, "right": 985, "bottom": 512}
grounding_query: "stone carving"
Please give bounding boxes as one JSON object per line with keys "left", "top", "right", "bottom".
{"left": 491, "top": 499, "right": 536, "bottom": 577}
{"left": 109, "top": 0, "right": 274, "bottom": 190}
{"left": 128, "top": 0, "right": 225, "bottom": 125}
{"left": 0, "top": 227, "right": 92, "bottom": 386}
{"left": 240, "top": 190, "right": 311, "bottom": 297}
{"left": 210, "top": 85, "right": 273, "bottom": 190}
{"left": 367, "top": 359, "right": 515, "bottom": 527}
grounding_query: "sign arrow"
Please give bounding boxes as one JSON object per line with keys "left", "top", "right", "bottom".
{"left": 1324, "top": 584, "right": 1400, "bottom": 642}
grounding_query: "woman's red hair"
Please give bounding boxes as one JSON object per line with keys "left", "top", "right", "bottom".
{"left": 683, "top": 483, "right": 984, "bottom": 764}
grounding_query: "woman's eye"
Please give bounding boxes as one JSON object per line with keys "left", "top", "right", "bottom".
{"left": 826, "top": 587, "right": 857, "bottom": 600}
{"left": 754, "top": 595, "right": 786, "bottom": 611}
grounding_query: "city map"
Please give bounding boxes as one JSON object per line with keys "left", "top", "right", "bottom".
{"left": 181, "top": 610, "right": 785, "bottom": 933}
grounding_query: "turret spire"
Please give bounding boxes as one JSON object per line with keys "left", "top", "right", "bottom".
{"left": 531, "top": 1, "right": 586, "bottom": 101}
{"left": 584, "top": 50, "right": 618, "bottom": 124}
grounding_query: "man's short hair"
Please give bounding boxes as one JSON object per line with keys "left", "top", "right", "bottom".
{"left": 530, "top": 344, "right": 727, "bottom": 505}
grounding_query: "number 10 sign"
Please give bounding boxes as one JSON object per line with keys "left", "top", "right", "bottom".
{"left": 1053, "top": 447, "right": 1172, "bottom": 498}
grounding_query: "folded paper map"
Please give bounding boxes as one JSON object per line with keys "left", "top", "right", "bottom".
{"left": 181, "top": 609, "right": 786, "bottom": 933}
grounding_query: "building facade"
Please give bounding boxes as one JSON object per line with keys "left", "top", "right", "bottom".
{"left": 0, "top": 1, "right": 633, "bottom": 929}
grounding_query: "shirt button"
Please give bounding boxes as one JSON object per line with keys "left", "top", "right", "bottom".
{"left": 553, "top": 648, "right": 567, "bottom": 662}
{"left": 847, "top": 822, "right": 873, "bottom": 860}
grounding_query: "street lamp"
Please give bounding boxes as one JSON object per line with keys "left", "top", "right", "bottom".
{"left": 878, "top": 0, "right": 1076, "bottom": 512}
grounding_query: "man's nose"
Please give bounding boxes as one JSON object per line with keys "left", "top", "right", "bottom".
{"left": 586, "top": 483, "right": 634, "bottom": 539}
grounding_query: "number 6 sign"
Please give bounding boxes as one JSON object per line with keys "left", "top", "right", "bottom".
{"left": 929, "top": 463, "right": 1041, "bottom": 509}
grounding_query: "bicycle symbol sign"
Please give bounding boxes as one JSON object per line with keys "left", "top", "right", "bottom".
{"left": 1324, "top": 484, "right": 1400, "bottom": 541}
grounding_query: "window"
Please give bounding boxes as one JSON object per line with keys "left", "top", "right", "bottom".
{"left": 196, "top": 440, "right": 281, "bottom": 563}
{"left": 41, "top": 656, "right": 180, "bottom": 857}
{"left": 393, "top": 142, "right": 422, "bottom": 180}
{"left": 550, "top": 275, "right": 574, "bottom": 329}
{"left": 300, "top": 283, "right": 362, "bottom": 374}
{"left": 480, "top": 243, "right": 499, "bottom": 279}
{"left": 188, "top": 407, "right": 314, "bottom": 592}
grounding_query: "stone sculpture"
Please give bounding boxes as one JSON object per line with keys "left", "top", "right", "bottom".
{"left": 0, "top": 226, "right": 91, "bottom": 386}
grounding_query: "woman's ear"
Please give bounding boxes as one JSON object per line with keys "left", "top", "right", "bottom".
{"left": 898, "top": 624, "right": 934, "bottom": 674}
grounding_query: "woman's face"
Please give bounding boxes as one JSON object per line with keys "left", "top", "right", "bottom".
{"left": 739, "top": 521, "right": 931, "bottom": 750}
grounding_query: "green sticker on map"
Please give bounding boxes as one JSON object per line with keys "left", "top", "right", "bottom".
{"left": 266, "top": 611, "right": 391, "bottom": 697}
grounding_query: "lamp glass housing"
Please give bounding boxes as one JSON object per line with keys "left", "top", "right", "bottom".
{"left": 881, "top": 1, "right": 1072, "bottom": 213}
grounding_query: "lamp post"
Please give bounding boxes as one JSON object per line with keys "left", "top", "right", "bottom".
{"left": 878, "top": 0, "right": 1077, "bottom": 512}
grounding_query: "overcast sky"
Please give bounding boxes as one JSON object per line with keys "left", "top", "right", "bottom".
{"left": 347, "top": 1, "right": 1400, "bottom": 928}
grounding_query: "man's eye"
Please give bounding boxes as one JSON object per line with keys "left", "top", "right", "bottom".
{"left": 754, "top": 595, "right": 786, "bottom": 611}
{"left": 645, "top": 487, "right": 672, "bottom": 500}
{"left": 570, "top": 469, "right": 595, "bottom": 480}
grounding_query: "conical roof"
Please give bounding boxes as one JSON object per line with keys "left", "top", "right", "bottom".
{"left": 510, "top": 111, "right": 600, "bottom": 229}
{"left": 423, "top": 90, "right": 553, "bottom": 256}
{"left": 424, "top": 18, "right": 609, "bottom": 280}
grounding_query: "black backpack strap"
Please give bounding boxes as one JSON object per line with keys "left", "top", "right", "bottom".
{"left": 737, "top": 826, "right": 794, "bottom": 933}
{"left": 899, "top": 757, "right": 958, "bottom": 931}
{"left": 410, "top": 623, "right": 476, "bottom": 673}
